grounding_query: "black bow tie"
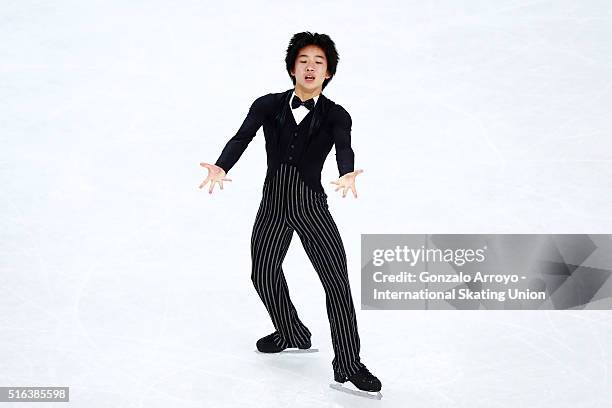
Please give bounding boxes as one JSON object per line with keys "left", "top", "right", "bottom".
{"left": 291, "top": 95, "right": 315, "bottom": 111}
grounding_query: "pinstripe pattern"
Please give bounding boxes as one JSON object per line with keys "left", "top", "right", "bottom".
{"left": 251, "top": 162, "right": 366, "bottom": 377}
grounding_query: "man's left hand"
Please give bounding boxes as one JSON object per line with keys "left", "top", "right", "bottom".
{"left": 330, "top": 169, "right": 364, "bottom": 198}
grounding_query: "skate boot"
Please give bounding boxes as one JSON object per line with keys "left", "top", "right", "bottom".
{"left": 255, "top": 331, "right": 318, "bottom": 353}
{"left": 330, "top": 365, "right": 382, "bottom": 400}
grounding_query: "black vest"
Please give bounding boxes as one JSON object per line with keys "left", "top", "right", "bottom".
{"left": 264, "top": 89, "right": 336, "bottom": 193}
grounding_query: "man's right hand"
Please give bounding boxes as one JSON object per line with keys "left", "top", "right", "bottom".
{"left": 199, "top": 162, "right": 232, "bottom": 194}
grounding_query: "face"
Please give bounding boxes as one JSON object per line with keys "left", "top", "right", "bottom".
{"left": 291, "top": 45, "right": 331, "bottom": 93}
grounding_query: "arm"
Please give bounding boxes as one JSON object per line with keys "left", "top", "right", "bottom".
{"left": 214, "top": 94, "right": 270, "bottom": 174}
{"left": 332, "top": 105, "right": 355, "bottom": 177}
{"left": 329, "top": 105, "right": 363, "bottom": 198}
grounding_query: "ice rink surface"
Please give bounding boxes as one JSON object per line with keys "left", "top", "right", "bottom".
{"left": 1, "top": 0, "right": 612, "bottom": 406}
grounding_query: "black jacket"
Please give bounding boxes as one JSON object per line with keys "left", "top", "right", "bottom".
{"left": 215, "top": 88, "right": 355, "bottom": 194}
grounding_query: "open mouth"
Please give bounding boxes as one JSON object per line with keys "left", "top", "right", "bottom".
{"left": 305, "top": 75, "right": 315, "bottom": 82}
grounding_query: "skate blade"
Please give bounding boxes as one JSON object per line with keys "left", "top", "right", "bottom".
{"left": 330, "top": 382, "right": 383, "bottom": 400}
{"left": 282, "top": 348, "right": 319, "bottom": 354}
{"left": 254, "top": 348, "right": 319, "bottom": 354}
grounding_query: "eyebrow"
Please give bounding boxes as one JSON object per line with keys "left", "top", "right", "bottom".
{"left": 298, "top": 54, "right": 326, "bottom": 59}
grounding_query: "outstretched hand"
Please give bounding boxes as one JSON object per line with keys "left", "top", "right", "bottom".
{"left": 330, "top": 169, "right": 364, "bottom": 198}
{"left": 199, "top": 162, "right": 232, "bottom": 194}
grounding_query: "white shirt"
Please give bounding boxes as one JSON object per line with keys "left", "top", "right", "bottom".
{"left": 289, "top": 91, "right": 319, "bottom": 125}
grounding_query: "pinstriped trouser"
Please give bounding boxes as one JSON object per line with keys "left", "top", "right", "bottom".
{"left": 251, "top": 162, "right": 366, "bottom": 377}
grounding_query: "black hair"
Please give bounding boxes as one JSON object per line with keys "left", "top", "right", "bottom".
{"left": 285, "top": 32, "right": 339, "bottom": 90}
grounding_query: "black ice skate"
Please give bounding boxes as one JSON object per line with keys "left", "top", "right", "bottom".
{"left": 255, "top": 331, "right": 318, "bottom": 354}
{"left": 330, "top": 365, "right": 383, "bottom": 400}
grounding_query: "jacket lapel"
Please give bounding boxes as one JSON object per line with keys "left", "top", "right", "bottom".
{"left": 303, "top": 92, "right": 329, "bottom": 150}
{"left": 273, "top": 89, "right": 294, "bottom": 150}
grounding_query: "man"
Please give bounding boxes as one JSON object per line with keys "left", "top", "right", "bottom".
{"left": 199, "top": 32, "right": 382, "bottom": 396}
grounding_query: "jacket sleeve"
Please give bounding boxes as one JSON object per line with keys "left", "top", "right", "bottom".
{"left": 332, "top": 105, "right": 355, "bottom": 177}
{"left": 214, "top": 94, "right": 270, "bottom": 174}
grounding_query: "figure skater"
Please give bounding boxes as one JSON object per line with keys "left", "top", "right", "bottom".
{"left": 199, "top": 31, "right": 382, "bottom": 397}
